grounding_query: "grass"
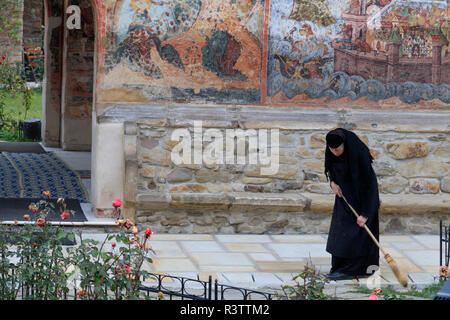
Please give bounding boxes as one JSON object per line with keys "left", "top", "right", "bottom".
{"left": 1, "top": 87, "right": 42, "bottom": 121}
{"left": 351, "top": 278, "right": 446, "bottom": 300}
{"left": 0, "top": 87, "right": 42, "bottom": 142}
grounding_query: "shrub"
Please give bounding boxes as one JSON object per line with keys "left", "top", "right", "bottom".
{"left": 0, "top": 192, "right": 153, "bottom": 300}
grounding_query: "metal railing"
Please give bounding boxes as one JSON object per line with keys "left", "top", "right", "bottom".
{"left": 440, "top": 220, "right": 449, "bottom": 267}
{"left": 139, "top": 273, "right": 275, "bottom": 300}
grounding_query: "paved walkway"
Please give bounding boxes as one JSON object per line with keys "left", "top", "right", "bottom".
{"left": 38, "top": 147, "right": 444, "bottom": 298}
{"left": 80, "top": 231, "right": 443, "bottom": 293}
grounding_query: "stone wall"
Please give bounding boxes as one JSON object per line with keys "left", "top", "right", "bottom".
{"left": 23, "top": 0, "right": 44, "bottom": 48}
{"left": 98, "top": 104, "right": 450, "bottom": 235}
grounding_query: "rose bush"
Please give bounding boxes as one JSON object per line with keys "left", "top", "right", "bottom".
{"left": 0, "top": 194, "right": 154, "bottom": 300}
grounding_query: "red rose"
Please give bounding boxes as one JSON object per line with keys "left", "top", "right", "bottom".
{"left": 1, "top": 56, "right": 5, "bottom": 60}
{"left": 125, "top": 265, "right": 131, "bottom": 273}
{"left": 36, "top": 218, "right": 46, "bottom": 227}
{"left": 144, "top": 228, "right": 152, "bottom": 238}
{"left": 0, "top": 61, "right": 2, "bottom": 65}
{"left": 112, "top": 198, "right": 122, "bottom": 208}
{"left": 28, "top": 204, "right": 38, "bottom": 213}
{"left": 77, "top": 289, "right": 87, "bottom": 297}
{"left": 111, "top": 242, "right": 116, "bottom": 248}
{"left": 60, "top": 212, "right": 70, "bottom": 220}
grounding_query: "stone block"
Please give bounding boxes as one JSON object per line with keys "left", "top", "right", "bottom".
{"left": 399, "top": 160, "right": 449, "bottom": 178}
{"left": 373, "top": 161, "right": 397, "bottom": 176}
{"left": 409, "top": 179, "right": 440, "bottom": 194}
{"left": 296, "top": 147, "right": 313, "bottom": 158}
{"left": 229, "top": 192, "right": 308, "bottom": 212}
{"left": 379, "top": 176, "right": 408, "bottom": 194}
{"left": 244, "top": 164, "right": 298, "bottom": 180}
{"left": 140, "top": 136, "right": 159, "bottom": 150}
{"left": 167, "top": 167, "right": 193, "bottom": 183}
{"left": 305, "top": 182, "right": 332, "bottom": 194}
{"left": 433, "top": 145, "right": 450, "bottom": 158}
{"left": 385, "top": 141, "right": 428, "bottom": 159}
{"left": 302, "top": 161, "right": 324, "bottom": 174}
{"left": 441, "top": 176, "right": 450, "bottom": 193}
{"left": 170, "top": 193, "right": 231, "bottom": 210}
{"left": 310, "top": 134, "right": 326, "bottom": 149}
{"left": 141, "top": 149, "right": 171, "bottom": 166}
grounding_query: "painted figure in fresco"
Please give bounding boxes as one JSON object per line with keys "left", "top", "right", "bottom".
{"left": 114, "top": 0, "right": 202, "bottom": 77}
{"left": 348, "top": 0, "right": 361, "bottom": 15}
{"left": 355, "top": 37, "right": 371, "bottom": 53}
{"left": 202, "top": 30, "right": 247, "bottom": 81}
{"left": 337, "top": 24, "right": 353, "bottom": 44}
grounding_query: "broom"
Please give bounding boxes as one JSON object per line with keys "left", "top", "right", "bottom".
{"left": 341, "top": 195, "right": 409, "bottom": 287}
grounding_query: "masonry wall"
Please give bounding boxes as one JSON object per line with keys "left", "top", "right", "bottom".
{"left": 0, "top": 1, "right": 23, "bottom": 62}
{"left": 23, "top": 0, "right": 44, "bottom": 48}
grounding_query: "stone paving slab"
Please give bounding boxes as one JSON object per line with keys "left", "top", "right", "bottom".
{"left": 150, "top": 241, "right": 187, "bottom": 258}
{"left": 180, "top": 241, "right": 225, "bottom": 252}
{"left": 408, "top": 273, "right": 440, "bottom": 285}
{"left": 411, "top": 235, "right": 440, "bottom": 250}
{"left": 190, "top": 252, "right": 254, "bottom": 266}
{"left": 249, "top": 253, "right": 278, "bottom": 261}
{"left": 215, "top": 235, "right": 272, "bottom": 243}
{"left": 223, "top": 243, "right": 269, "bottom": 253}
{"left": 391, "top": 241, "right": 427, "bottom": 250}
{"left": 221, "top": 273, "right": 254, "bottom": 284}
{"left": 150, "top": 258, "right": 198, "bottom": 272}
{"left": 402, "top": 250, "right": 440, "bottom": 267}
{"left": 270, "top": 235, "right": 327, "bottom": 243}
{"left": 267, "top": 243, "right": 329, "bottom": 258}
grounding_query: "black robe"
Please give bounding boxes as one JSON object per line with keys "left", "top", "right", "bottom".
{"left": 324, "top": 129, "right": 380, "bottom": 275}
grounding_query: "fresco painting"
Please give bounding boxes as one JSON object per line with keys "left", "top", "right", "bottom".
{"left": 267, "top": 0, "right": 450, "bottom": 105}
{"left": 105, "top": 0, "right": 265, "bottom": 104}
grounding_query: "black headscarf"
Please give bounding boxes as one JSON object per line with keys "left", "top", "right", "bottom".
{"left": 324, "top": 128, "right": 374, "bottom": 205}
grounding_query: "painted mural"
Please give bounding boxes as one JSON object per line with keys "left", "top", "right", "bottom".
{"left": 105, "top": 0, "right": 265, "bottom": 104}
{"left": 267, "top": 0, "right": 450, "bottom": 105}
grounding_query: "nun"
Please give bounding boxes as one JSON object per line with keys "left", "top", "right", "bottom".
{"left": 324, "top": 128, "right": 380, "bottom": 280}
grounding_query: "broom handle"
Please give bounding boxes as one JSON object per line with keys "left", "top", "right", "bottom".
{"left": 341, "top": 195, "right": 386, "bottom": 256}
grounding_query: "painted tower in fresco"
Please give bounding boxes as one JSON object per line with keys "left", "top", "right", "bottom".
{"left": 332, "top": 0, "right": 449, "bottom": 85}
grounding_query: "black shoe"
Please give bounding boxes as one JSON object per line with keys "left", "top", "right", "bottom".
{"left": 327, "top": 271, "right": 355, "bottom": 281}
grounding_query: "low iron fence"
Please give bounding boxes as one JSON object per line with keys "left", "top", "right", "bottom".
{"left": 139, "top": 273, "right": 275, "bottom": 300}
{"left": 15, "top": 272, "right": 276, "bottom": 300}
{"left": 440, "top": 220, "right": 449, "bottom": 268}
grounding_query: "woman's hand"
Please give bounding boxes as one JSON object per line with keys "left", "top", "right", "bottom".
{"left": 357, "top": 216, "right": 368, "bottom": 228}
{"left": 330, "top": 181, "right": 343, "bottom": 198}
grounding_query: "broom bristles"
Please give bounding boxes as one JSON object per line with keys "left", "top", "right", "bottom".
{"left": 384, "top": 253, "right": 408, "bottom": 287}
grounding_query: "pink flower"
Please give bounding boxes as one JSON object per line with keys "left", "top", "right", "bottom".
{"left": 112, "top": 198, "right": 122, "bottom": 208}
{"left": 36, "top": 218, "right": 46, "bottom": 227}
{"left": 144, "top": 228, "right": 152, "bottom": 238}
{"left": 369, "top": 294, "right": 379, "bottom": 300}
{"left": 60, "top": 212, "right": 70, "bottom": 220}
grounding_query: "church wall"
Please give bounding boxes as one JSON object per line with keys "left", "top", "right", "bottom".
{"left": 90, "top": 0, "right": 449, "bottom": 233}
